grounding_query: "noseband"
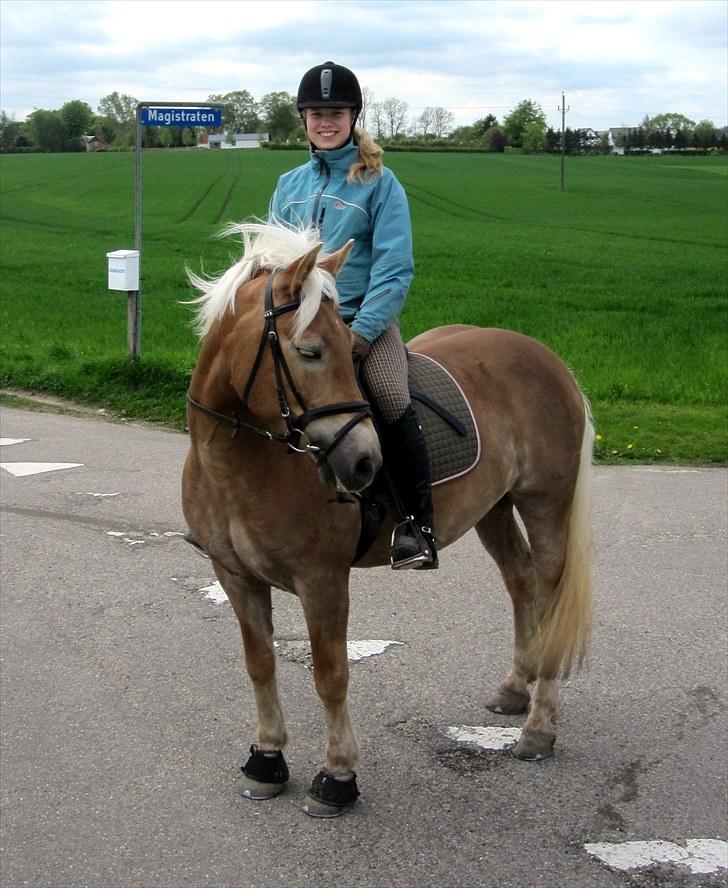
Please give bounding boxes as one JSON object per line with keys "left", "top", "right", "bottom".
{"left": 187, "top": 270, "right": 372, "bottom": 469}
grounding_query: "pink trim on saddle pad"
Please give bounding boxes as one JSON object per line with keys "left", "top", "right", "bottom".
{"left": 409, "top": 352, "right": 481, "bottom": 487}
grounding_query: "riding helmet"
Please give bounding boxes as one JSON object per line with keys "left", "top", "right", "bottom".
{"left": 296, "top": 61, "right": 363, "bottom": 113}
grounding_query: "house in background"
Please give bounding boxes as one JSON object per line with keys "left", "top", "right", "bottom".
{"left": 198, "top": 132, "right": 269, "bottom": 149}
{"left": 82, "top": 134, "right": 107, "bottom": 152}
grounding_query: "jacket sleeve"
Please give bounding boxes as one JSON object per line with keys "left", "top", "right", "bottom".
{"left": 350, "top": 172, "right": 414, "bottom": 343}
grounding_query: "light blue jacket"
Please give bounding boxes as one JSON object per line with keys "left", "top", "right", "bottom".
{"left": 269, "top": 141, "right": 414, "bottom": 343}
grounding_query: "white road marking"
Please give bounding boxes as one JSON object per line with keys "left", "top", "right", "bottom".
{"left": 0, "top": 438, "right": 31, "bottom": 446}
{"left": 76, "top": 491, "right": 120, "bottom": 498}
{"left": 197, "top": 582, "right": 403, "bottom": 662}
{"left": 440, "top": 724, "right": 522, "bottom": 750}
{"left": 106, "top": 531, "right": 145, "bottom": 547}
{"left": 585, "top": 839, "right": 727, "bottom": 875}
{"left": 346, "top": 640, "right": 403, "bottom": 661}
{"left": 200, "top": 581, "right": 229, "bottom": 604}
{"left": 0, "top": 462, "right": 83, "bottom": 477}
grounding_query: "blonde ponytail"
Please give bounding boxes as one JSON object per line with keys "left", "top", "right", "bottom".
{"left": 348, "top": 127, "right": 384, "bottom": 182}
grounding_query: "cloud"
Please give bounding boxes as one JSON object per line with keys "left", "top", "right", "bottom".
{"left": 1, "top": 0, "right": 726, "bottom": 129}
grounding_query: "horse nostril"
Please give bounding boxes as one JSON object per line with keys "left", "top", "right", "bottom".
{"left": 356, "top": 456, "right": 375, "bottom": 485}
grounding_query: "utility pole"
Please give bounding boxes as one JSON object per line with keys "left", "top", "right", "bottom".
{"left": 558, "top": 91, "right": 570, "bottom": 192}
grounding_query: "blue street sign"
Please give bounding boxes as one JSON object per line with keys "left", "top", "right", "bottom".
{"left": 140, "top": 107, "right": 222, "bottom": 127}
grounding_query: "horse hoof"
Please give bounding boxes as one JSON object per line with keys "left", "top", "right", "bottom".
{"left": 237, "top": 773, "right": 286, "bottom": 800}
{"left": 303, "top": 770, "right": 359, "bottom": 818}
{"left": 485, "top": 688, "right": 530, "bottom": 715}
{"left": 512, "top": 729, "right": 555, "bottom": 761}
{"left": 238, "top": 745, "right": 289, "bottom": 799}
{"left": 302, "top": 796, "right": 351, "bottom": 818}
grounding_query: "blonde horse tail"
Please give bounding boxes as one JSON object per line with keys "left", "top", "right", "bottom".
{"left": 538, "top": 397, "right": 595, "bottom": 679}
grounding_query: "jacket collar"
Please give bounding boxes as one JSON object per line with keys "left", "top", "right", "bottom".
{"left": 309, "top": 139, "right": 359, "bottom": 170}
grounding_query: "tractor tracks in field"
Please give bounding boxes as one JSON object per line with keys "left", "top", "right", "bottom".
{"left": 180, "top": 169, "right": 240, "bottom": 224}
{"left": 401, "top": 179, "right": 724, "bottom": 249}
{"left": 212, "top": 173, "right": 241, "bottom": 225}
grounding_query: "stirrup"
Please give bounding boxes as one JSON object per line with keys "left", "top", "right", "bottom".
{"left": 390, "top": 518, "right": 438, "bottom": 570}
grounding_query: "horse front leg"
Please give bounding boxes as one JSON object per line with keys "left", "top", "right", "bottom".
{"left": 212, "top": 561, "right": 290, "bottom": 799}
{"left": 299, "top": 581, "right": 360, "bottom": 818}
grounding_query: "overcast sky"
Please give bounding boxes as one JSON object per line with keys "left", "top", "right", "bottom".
{"left": 1, "top": 0, "right": 726, "bottom": 132}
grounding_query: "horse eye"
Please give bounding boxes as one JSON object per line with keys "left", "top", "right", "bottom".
{"left": 296, "top": 346, "right": 322, "bottom": 361}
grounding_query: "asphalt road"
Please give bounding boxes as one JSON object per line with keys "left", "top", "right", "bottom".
{"left": 1, "top": 405, "right": 726, "bottom": 888}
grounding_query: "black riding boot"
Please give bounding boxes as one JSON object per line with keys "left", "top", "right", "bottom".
{"left": 380, "top": 405, "right": 438, "bottom": 570}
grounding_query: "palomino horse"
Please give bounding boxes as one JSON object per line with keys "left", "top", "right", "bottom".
{"left": 182, "top": 222, "right": 593, "bottom": 817}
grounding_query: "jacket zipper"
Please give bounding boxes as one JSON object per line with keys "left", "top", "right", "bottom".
{"left": 311, "top": 154, "right": 331, "bottom": 231}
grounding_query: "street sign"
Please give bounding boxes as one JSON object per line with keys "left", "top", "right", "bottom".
{"left": 140, "top": 106, "right": 222, "bottom": 127}
{"left": 129, "top": 101, "right": 223, "bottom": 359}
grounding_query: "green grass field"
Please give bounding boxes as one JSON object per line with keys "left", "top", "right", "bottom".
{"left": 1, "top": 149, "right": 726, "bottom": 463}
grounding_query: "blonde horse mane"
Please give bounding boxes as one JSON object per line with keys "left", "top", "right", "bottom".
{"left": 186, "top": 221, "right": 339, "bottom": 340}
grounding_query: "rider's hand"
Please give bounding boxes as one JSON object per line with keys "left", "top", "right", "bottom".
{"left": 352, "top": 332, "right": 371, "bottom": 362}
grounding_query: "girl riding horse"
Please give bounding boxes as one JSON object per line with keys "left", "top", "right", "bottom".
{"left": 270, "top": 61, "right": 437, "bottom": 570}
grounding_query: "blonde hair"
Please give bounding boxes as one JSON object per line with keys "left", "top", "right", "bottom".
{"left": 348, "top": 127, "right": 383, "bottom": 182}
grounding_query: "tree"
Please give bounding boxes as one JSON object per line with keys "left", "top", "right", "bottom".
{"left": 472, "top": 114, "right": 498, "bottom": 139}
{"left": 207, "top": 90, "right": 260, "bottom": 133}
{"left": 414, "top": 107, "right": 435, "bottom": 136}
{"left": 485, "top": 126, "right": 506, "bottom": 153}
{"left": 259, "top": 91, "right": 298, "bottom": 141}
{"left": 369, "top": 101, "right": 386, "bottom": 140}
{"left": 693, "top": 119, "right": 717, "bottom": 149}
{"left": 381, "top": 97, "right": 408, "bottom": 138}
{"left": 643, "top": 112, "right": 696, "bottom": 135}
{"left": 522, "top": 121, "right": 546, "bottom": 153}
{"left": 98, "top": 91, "right": 138, "bottom": 125}
{"left": 359, "top": 86, "right": 373, "bottom": 131}
{"left": 25, "top": 109, "right": 65, "bottom": 152}
{"left": 97, "top": 92, "right": 138, "bottom": 146}
{"left": 60, "top": 100, "right": 94, "bottom": 149}
{"left": 503, "top": 99, "right": 546, "bottom": 147}
{"left": 431, "top": 106, "right": 454, "bottom": 138}
{"left": 545, "top": 127, "right": 560, "bottom": 152}
{"left": 448, "top": 124, "right": 474, "bottom": 144}
{"left": 0, "top": 111, "right": 23, "bottom": 152}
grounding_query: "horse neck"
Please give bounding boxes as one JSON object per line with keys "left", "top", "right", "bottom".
{"left": 188, "top": 321, "right": 241, "bottom": 415}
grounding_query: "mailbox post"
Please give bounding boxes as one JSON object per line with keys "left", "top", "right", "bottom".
{"left": 106, "top": 249, "right": 141, "bottom": 359}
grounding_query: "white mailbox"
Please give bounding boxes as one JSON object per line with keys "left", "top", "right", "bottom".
{"left": 106, "top": 249, "right": 139, "bottom": 291}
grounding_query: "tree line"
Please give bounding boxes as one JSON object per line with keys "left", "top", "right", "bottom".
{"left": 0, "top": 89, "right": 724, "bottom": 154}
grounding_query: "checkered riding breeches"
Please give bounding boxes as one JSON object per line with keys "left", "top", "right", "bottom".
{"left": 359, "top": 323, "right": 411, "bottom": 424}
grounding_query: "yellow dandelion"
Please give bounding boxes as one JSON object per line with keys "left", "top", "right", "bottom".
{"left": 627, "top": 443, "right": 634, "bottom": 450}
{"left": 595, "top": 434, "right": 603, "bottom": 441}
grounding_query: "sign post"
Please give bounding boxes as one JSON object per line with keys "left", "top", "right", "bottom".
{"left": 130, "top": 101, "right": 223, "bottom": 359}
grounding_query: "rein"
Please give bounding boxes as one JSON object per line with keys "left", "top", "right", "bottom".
{"left": 187, "top": 270, "right": 372, "bottom": 468}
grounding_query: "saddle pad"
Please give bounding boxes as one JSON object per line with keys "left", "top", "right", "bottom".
{"left": 408, "top": 352, "right": 480, "bottom": 486}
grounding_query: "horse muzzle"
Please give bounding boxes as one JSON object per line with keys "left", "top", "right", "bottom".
{"left": 306, "top": 416, "right": 382, "bottom": 493}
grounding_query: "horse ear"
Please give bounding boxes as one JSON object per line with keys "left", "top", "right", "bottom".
{"left": 288, "top": 244, "right": 323, "bottom": 295}
{"left": 319, "top": 239, "right": 354, "bottom": 279}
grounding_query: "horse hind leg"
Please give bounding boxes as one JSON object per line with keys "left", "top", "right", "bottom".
{"left": 476, "top": 496, "right": 538, "bottom": 718}
{"left": 508, "top": 476, "right": 593, "bottom": 761}
{"left": 214, "top": 563, "right": 290, "bottom": 799}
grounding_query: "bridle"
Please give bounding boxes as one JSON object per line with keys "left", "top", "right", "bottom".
{"left": 187, "top": 269, "right": 372, "bottom": 470}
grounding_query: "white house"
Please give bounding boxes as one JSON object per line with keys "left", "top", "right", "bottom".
{"left": 198, "top": 132, "right": 269, "bottom": 149}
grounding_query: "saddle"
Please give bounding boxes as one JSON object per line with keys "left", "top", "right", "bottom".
{"left": 354, "top": 351, "right": 480, "bottom": 562}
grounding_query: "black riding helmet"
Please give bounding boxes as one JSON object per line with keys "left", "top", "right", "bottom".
{"left": 297, "top": 61, "right": 363, "bottom": 114}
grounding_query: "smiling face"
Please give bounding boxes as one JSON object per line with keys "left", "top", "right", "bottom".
{"left": 303, "top": 107, "right": 355, "bottom": 150}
